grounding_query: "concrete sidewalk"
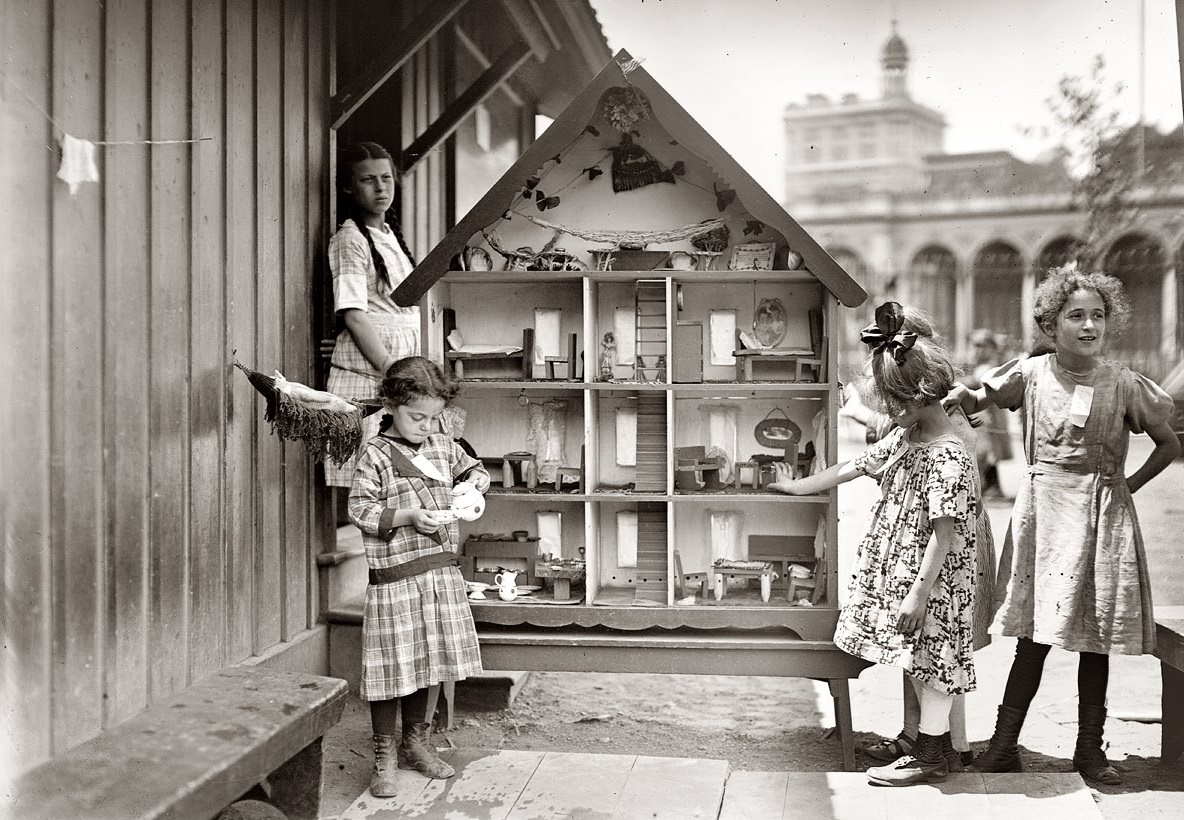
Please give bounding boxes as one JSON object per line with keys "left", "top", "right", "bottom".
{"left": 323, "top": 745, "right": 1101, "bottom": 820}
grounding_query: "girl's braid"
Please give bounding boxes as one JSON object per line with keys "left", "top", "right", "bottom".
{"left": 387, "top": 216, "right": 416, "bottom": 266}
{"left": 356, "top": 218, "right": 390, "bottom": 291}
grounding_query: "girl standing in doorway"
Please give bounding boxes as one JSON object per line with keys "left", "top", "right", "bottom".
{"left": 325, "top": 142, "right": 421, "bottom": 487}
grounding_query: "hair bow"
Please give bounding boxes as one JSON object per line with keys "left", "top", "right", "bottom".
{"left": 860, "top": 301, "right": 917, "bottom": 365}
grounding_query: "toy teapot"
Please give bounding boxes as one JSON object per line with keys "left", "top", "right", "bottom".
{"left": 433, "top": 481, "right": 485, "bottom": 525}
{"left": 451, "top": 481, "right": 485, "bottom": 521}
{"left": 493, "top": 569, "right": 519, "bottom": 601}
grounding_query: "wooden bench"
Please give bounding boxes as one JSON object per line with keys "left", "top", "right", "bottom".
{"left": 12, "top": 666, "right": 348, "bottom": 820}
{"left": 1155, "top": 605, "right": 1184, "bottom": 764}
{"left": 474, "top": 625, "right": 871, "bottom": 771}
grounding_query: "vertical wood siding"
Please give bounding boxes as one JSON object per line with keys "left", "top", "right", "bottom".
{"left": 1, "top": 0, "right": 330, "bottom": 766}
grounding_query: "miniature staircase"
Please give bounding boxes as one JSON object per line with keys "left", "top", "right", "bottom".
{"left": 633, "top": 393, "right": 667, "bottom": 492}
{"left": 634, "top": 501, "right": 667, "bottom": 603}
{"left": 633, "top": 279, "right": 667, "bottom": 382}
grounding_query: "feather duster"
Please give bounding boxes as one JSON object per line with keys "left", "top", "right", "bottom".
{"left": 233, "top": 360, "right": 381, "bottom": 464}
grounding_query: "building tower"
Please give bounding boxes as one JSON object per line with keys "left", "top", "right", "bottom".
{"left": 782, "top": 23, "right": 944, "bottom": 208}
{"left": 881, "top": 21, "right": 909, "bottom": 99}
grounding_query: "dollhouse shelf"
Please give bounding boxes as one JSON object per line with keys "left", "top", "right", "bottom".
{"left": 455, "top": 381, "right": 832, "bottom": 393}
{"left": 443, "top": 270, "right": 820, "bottom": 284}
{"left": 466, "top": 602, "right": 845, "bottom": 640}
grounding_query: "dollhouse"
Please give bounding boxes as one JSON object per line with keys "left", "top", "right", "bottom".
{"left": 395, "top": 51, "right": 871, "bottom": 766}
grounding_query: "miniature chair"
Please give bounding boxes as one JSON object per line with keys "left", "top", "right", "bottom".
{"left": 673, "top": 550, "right": 710, "bottom": 599}
{"left": 543, "top": 333, "right": 580, "bottom": 380}
{"left": 674, "top": 446, "right": 726, "bottom": 491}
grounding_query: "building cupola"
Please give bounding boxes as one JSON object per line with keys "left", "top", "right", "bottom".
{"left": 881, "top": 21, "right": 909, "bottom": 98}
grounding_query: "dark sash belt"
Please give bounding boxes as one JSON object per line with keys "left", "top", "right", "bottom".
{"left": 369, "top": 552, "right": 459, "bottom": 585}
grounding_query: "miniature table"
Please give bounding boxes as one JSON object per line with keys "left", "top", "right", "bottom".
{"left": 535, "top": 559, "right": 586, "bottom": 602}
{"left": 732, "top": 347, "right": 821, "bottom": 383}
{"left": 709, "top": 562, "right": 776, "bottom": 603}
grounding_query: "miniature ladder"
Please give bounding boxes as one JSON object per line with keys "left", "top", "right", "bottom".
{"left": 634, "top": 501, "right": 667, "bottom": 603}
{"left": 633, "top": 279, "right": 667, "bottom": 382}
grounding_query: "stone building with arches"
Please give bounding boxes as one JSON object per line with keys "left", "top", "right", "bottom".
{"left": 783, "top": 25, "right": 1184, "bottom": 379}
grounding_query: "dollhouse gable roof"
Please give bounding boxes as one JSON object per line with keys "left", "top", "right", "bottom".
{"left": 394, "top": 49, "right": 868, "bottom": 307}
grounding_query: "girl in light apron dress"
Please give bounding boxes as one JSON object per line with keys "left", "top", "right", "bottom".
{"left": 947, "top": 267, "right": 1179, "bottom": 784}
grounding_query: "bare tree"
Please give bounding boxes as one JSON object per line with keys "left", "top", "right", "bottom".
{"left": 1046, "top": 56, "right": 1139, "bottom": 270}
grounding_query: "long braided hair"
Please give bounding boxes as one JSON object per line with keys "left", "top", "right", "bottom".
{"left": 337, "top": 142, "right": 417, "bottom": 293}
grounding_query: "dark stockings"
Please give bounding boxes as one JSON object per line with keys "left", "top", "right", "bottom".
{"left": 370, "top": 687, "right": 431, "bottom": 735}
{"left": 1001, "top": 638, "right": 1109, "bottom": 709}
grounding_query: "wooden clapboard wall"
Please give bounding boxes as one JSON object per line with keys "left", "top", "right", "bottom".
{"left": 1, "top": 0, "right": 602, "bottom": 771}
{"left": 0, "top": 0, "right": 338, "bottom": 765}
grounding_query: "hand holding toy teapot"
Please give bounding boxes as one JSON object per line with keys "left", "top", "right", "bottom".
{"left": 433, "top": 481, "right": 486, "bottom": 524}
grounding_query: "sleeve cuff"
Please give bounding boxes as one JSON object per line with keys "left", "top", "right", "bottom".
{"left": 378, "top": 507, "right": 398, "bottom": 540}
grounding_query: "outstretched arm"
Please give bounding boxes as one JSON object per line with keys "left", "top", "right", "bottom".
{"left": 1126, "top": 419, "right": 1181, "bottom": 494}
{"left": 942, "top": 382, "right": 990, "bottom": 415}
{"left": 767, "top": 459, "right": 862, "bottom": 496}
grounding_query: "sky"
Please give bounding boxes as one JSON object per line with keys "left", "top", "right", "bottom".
{"left": 588, "top": 0, "right": 1183, "bottom": 200}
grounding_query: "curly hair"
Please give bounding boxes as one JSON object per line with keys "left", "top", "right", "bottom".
{"left": 868, "top": 336, "right": 960, "bottom": 417}
{"left": 1032, "top": 266, "right": 1130, "bottom": 338}
{"left": 379, "top": 356, "right": 459, "bottom": 408}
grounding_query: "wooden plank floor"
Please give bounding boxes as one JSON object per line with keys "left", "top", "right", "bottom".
{"left": 329, "top": 749, "right": 1100, "bottom": 820}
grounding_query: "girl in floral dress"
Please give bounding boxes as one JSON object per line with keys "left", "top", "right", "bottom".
{"left": 770, "top": 301, "right": 977, "bottom": 786}
{"left": 841, "top": 307, "right": 996, "bottom": 770}
{"left": 948, "top": 268, "right": 1179, "bottom": 784}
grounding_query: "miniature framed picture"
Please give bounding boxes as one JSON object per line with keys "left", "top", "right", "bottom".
{"left": 728, "top": 242, "right": 776, "bottom": 271}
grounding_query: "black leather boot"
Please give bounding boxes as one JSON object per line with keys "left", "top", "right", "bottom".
{"left": 971, "top": 704, "right": 1026, "bottom": 773}
{"left": 1073, "top": 704, "right": 1121, "bottom": 785}
{"left": 369, "top": 734, "right": 398, "bottom": 798}
{"left": 941, "top": 732, "right": 966, "bottom": 772}
{"left": 866, "top": 731, "right": 949, "bottom": 786}
{"left": 398, "top": 721, "right": 455, "bottom": 779}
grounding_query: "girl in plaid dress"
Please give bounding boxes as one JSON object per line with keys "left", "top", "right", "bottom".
{"left": 770, "top": 302, "right": 976, "bottom": 787}
{"left": 349, "top": 357, "right": 490, "bottom": 798}
{"left": 325, "top": 142, "right": 421, "bottom": 487}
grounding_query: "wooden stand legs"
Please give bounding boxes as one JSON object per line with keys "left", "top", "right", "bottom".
{"left": 827, "top": 678, "right": 856, "bottom": 771}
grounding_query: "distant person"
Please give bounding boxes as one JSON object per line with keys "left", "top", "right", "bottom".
{"left": 325, "top": 142, "right": 421, "bottom": 489}
{"left": 946, "top": 267, "right": 1179, "bottom": 784}
{"left": 349, "top": 357, "right": 491, "bottom": 798}
{"left": 964, "top": 329, "right": 1013, "bottom": 499}
{"left": 838, "top": 306, "right": 996, "bottom": 770}
{"left": 771, "top": 302, "right": 978, "bottom": 786}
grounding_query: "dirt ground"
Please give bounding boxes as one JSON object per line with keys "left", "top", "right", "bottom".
{"left": 320, "top": 428, "right": 1184, "bottom": 818}
{"left": 321, "top": 649, "right": 1182, "bottom": 818}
